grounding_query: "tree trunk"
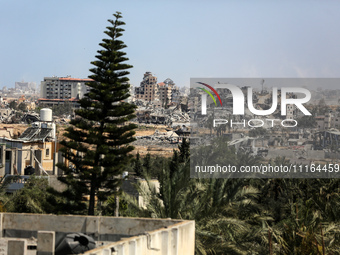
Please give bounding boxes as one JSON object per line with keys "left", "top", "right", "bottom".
{"left": 115, "top": 187, "right": 119, "bottom": 217}
{"left": 88, "top": 176, "right": 96, "bottom": 215}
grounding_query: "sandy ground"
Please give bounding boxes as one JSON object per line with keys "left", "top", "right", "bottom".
{"left": 132, "top": 145, "right": 175, "bottom": 157}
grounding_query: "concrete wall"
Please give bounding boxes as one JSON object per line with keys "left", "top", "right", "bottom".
{"left": 0, "top": 213, "right": 195, "bottom": 255}
{"left": 0, "top": 127, "right": 13, "bottom": 139}
{"left": 267, "top": 149, "right": 326, "bottom": 160}
{"left": 1, "top": 214, "right": 182, "bottom": 237}
{"left": 84, "top": 221, "right": 195, "bottom": 255}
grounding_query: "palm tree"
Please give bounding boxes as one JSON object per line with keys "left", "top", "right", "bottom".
{"left": 190, "top": 178, "right": 272, "bottom": 255}
{"left": 125, "top": 166, "right": 271, "bottom": 254}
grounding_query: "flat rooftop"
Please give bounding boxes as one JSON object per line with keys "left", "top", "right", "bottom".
{"left": 0, "top": 213, "right": 195, "bottom": 255}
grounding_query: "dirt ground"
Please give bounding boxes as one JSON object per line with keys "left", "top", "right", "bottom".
{"left": 132, "top": 145, "right": 175, "bottom": 157}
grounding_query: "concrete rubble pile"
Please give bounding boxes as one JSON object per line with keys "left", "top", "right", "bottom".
{"left": 135, "top": 100, "right": 190, "bottom": 127}
{"left": 133, "top": 129, "right": 180, "bottom": 149}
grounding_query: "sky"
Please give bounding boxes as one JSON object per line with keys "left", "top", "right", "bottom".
{"left": 1, "top": 0, "right": 340, "bottom": 90}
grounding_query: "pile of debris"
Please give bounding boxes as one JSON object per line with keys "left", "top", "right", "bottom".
{"left": 136, "top": 106, "right": 190, "bottom": 127}
{"left": 133, "top": 129, "right": 181, "bottom": 148}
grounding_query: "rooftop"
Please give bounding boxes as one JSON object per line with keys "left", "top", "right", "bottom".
{"left": 0, "top": 213, "right": 195, "bottom": 255}
{"left": 59, "top": 77, "right": 93, "bottom": 82}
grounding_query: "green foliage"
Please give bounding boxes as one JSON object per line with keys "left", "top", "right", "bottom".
{"left": 255, "top": 178, "right": 340, "bottom": 254}
{"left": 51, "top": 102, "right": 74, "bottom": 117}
{"left": 169, "top": 150, "right": 179, "bottom": 179}
{"left": 17, "top": 102, "right": 27, "bottom": 112}
{"left": 133, "top": 152, "right": 143, "bottom": 177}
{"left": 8, "top": 100, "right": 17, "bottom": 110}
{"left": 142, "top": 153, "right": 152, "bottom": 173}
{"left": 49, "top": 176, "right": 88, "bottom": 215}
{"left": 205, "top": 115, "right": 214, "bottom": 135}
{"left": 4, "top": 176, "right": 59, "bottom": 214}
{"left": 296, "top": 115, "right": 317, "bottom": 128}
{"left": 102, "top": 194, "right": 129, "bottom": 216}
{"left": 311, "top": 103, "right": 330, "bottom": 116}
{"left": 57, "top": 12, "right": 137, "bottom": 215}
{"left": 0, "top": 140, "right": 338, "bottom": 254}
{"left": 249, "top": 127, "right": 267, "bottom": 137}
{"left": 136, "top": 153, "right": 168, "bottom": 179}
{"left": 178, "top": 138, "right": 190, "bottom": 162}
{"left": 124, "top": 139, "right": 340, "bottom": 254}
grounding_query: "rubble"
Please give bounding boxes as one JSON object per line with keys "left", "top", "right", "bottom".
{"left": 135, "top": 99, "right": 190, "bottom": 127}
{"left": 133, "top": 128, "right": 181, "bottom": 148}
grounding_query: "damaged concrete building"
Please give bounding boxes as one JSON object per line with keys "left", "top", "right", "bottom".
{"left": 134, "top": 72, "right": 179, "bottom": 106}
{"left": 0, "top": 108, "right": 60, "bottom": 177}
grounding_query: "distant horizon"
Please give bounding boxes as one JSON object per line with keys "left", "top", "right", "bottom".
{"left": 7, "top": 74, "right": 340, "bottom": 92}
{"left": 5, "top": 76, "right": 340, "bottom": 91}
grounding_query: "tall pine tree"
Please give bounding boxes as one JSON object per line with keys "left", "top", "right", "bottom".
{"left": 57, "top": 12, "right": 137, "bottom": 215}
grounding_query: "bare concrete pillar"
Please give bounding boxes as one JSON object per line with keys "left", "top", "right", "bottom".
{"left": 101, "top": 249, "right": 111, "bottom": 255}
{"left": 52, "top": 152, "right": 57, "bottom": 176}
{"left": 14, "top": 149, "right": 19, "bottom": 174}
{"left": 37, "top": 231, "right": 55, "bottom": 255}
{"left": 161, "top": 231, "right": 170, "bottom": 255}
{"left": 57, "top": 151, "right": 64, "bottom": 176}
{"left": 29, "top": 147, "right": 34, "bottom": 167}
{"left": 7, "top": 239, "right": 27, "bottom": 255}
{"left": 0, "top": 146, "right": 5, "bottom": 177}
{"left": 171, "top": 228, "right": 179, "bottom": 255}
{"left": 9, "top": 150, "right": 15, "bottom": 175}
{"left": 128, "top": 240, "right": 137, "bottom": 254}
{"left": 0, "top": 238, "right": 7, "bottom": 255}
{"left": 34, "top": 150, "right": 42, "bottom": 176}
{"left": 0, "top": 214, "right": 3, "bottom": 238}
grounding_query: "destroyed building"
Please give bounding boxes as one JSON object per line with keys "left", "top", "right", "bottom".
{"left": 0, "top": 108, "right": 61, "bottom": 177}
{"left": 14, "top": 81, "right": 37, "bottom": 94}
{"left": 134, "top": 72, "right": 158, "bottom": 102}
{"left": 134, "top": 72, "right": 179, "bottom": 106}
{"left": 136, "top": 106, "right": 190, "bottom": 127}
{"left": 314, "top": 129, "right": 340, "bottom": 150}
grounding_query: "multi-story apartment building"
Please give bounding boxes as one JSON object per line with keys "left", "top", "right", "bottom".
{"left": 286, "top": 104, "right": 295, "bottom": 120}
{"left": 316, "top": 112, "right": 340, "bottom": 130}
{"left": 158, "top": 85, "right": 174, "bottom": 106}
{"left": 158, "top": 78, "right": 179, "bottom": 105}
{"left": 135, "top": 72, "right": 159, "bottom": 101}
{"left": 171, "top": 87, "right": 181, "bottom": 104}
{"left": 158, "top": 82, "right": 170, "bottom": 103}
{"left": 135, "top": 72, "right": 179, "bottom": 105}
{"left": 40, "top": 76, "right": 92, "bottom": 100}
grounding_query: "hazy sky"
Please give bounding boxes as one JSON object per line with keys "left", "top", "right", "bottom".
{"left": 1, "top": 0, "right": 340, "bottom": 89}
